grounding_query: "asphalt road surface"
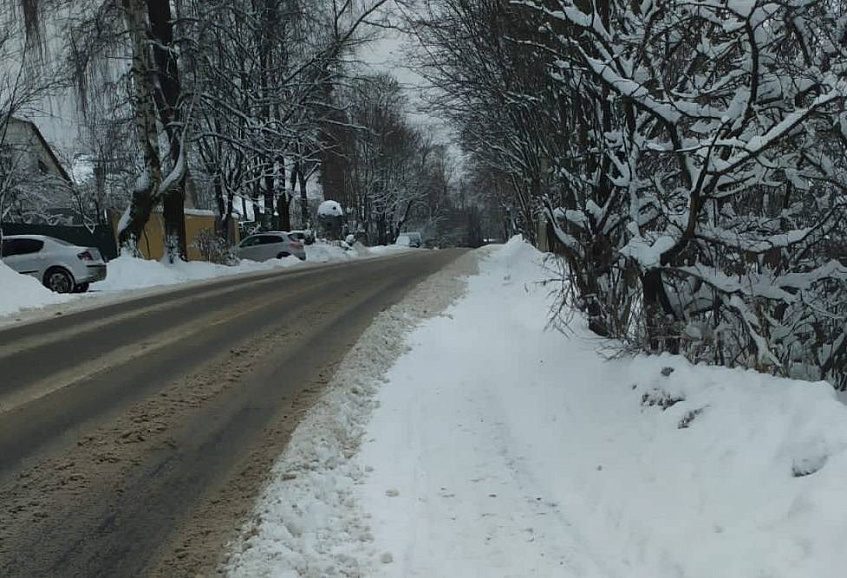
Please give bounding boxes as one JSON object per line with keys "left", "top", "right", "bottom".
{"left": 0, "top": 249, "right": 464, "bottom": 577}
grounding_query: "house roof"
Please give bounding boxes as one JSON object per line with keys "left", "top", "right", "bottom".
{"left": 7, "top": 116, "right": 73, "bottom": 184}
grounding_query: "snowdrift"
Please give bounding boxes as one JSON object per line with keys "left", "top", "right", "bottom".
{"left": 479, "top": 239, "right": 847, "bottom": 578}
{"left": 226, "top": 236, "right": 847, "bottom": 578}
{"left": 96, "top": 241, "right": 407, "bottom": 292}
{"left": 0, "top": 261, "right": 69, "bottom": 317}
{"left": 94, "top": 252, "right": 302, "bottom": 292}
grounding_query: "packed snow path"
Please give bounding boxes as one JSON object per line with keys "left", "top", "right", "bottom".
{"left": 228, "top": 239, "right": 847, "bottom": 578}
{"left": 354, "top": 246, "right": 615, "bottom": 577}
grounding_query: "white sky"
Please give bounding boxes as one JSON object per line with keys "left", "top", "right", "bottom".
{"left": 355, "top": 3, "right": 450, "bottom": 135}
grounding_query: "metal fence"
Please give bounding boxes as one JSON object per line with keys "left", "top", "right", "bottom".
{"left": 1, "top": 223, "right": 119, "bottom": 261}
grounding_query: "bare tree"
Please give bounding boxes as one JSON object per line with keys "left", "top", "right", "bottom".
{"left": 342, "top": 74, "right": 440, "bottom": 244}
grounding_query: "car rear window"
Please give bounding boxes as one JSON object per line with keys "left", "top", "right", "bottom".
{"left": 1, "top": 239, "right": 43, "bottom": 256}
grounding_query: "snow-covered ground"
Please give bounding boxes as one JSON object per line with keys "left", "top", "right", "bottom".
{"left": 0, "top": 261, "right": 70, "bottom": 317}
{"left": 225, "top": 238, "right": 847, "bottom": 578}
{"left": 0, "top": 242, "right": 412, "bottom": 320}
{"left": 94, "top": 253, "right": 303, "bottom": 292}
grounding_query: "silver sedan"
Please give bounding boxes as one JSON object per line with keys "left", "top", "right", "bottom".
{"left": 237, "top": 232, "right": 306, "bottom": 262}
{"left": 1, "top": 234, "right": 107, "bottom": 293}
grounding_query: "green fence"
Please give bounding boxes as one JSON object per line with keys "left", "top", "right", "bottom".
{"left": 1, "top": 223, "right": 119, "bottom": 261}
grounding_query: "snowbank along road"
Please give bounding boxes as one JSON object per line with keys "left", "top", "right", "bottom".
{"left": 226, "top": 239, "right": 847, "bottom": 578}
{"left": 0, "top": 248, "right": 464, "bottom": 578}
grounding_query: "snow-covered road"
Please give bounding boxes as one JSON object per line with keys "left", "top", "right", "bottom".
{"left": 0, "top": 249, "right": 462, "bottom": 577}
{"left": 227, "top": 239, "right": 847, "bottom": 578}
{"left": 0, "top": 242, "right": 410, "bottom": 325}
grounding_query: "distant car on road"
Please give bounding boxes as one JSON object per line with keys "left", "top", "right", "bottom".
{"left": 396, "top": 232, "right": 422, "bottom": 248}
{"left": 237, "top": 232, "right": 306, "bottom": 261}
{"left": 0, "top": 234, "right": 107, "bottom": 293}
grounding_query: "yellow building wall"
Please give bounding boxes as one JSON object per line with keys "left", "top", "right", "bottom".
{"left": 112, "top": 211, "right": 239, "bottom": 261}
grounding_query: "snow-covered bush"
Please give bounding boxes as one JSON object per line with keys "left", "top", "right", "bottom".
{"left": 536, "top": 0, "right": 847, "bottom": 385}
{"left": 419, "top": 0, "right": 847, "bottom": 386}
{"left": 192, "top": 228, "right": 237, "bottom": 265}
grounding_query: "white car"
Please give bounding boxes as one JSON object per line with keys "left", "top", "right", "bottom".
{"left": 0, "top": 234, "right": 107, "bottom": 293}
{"left": 237, "top": 232, "right": 306, "bottom": 261}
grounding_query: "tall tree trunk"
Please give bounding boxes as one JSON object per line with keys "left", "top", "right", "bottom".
{"left": 214, "top": 173, "right": 226, "bottom": 238}
{"left": 148, "top": 0, "right": 187, "bottom": 261}
{"left": 225, "top": 191, "right": 235, "bottom": 244}
{"left": 278, "top": 159, "right": 291, "bottom": 231}
{"left": 264, "top": 161, "right": 275, "bottom": 229}
{"left": 118, "top": 0, "right": 163, "bottom": 250}
{"left": 278, "top": 194, "right": 291, "bottom": 232}
{"left": 298, "top": 163, "right": 310, "bottom": 229}
{"left": 253, "top": 157, "right": 262, "bottom": 226}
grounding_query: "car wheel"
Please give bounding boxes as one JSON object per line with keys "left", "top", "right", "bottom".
{"left": 73, "top": 282, "right": 90, "bottom": 293}
{"left": 277, "top": 252, "right": 290, "bottom": 259}
{"left": 44, "top": 267, "right": 75, "bottom": 294}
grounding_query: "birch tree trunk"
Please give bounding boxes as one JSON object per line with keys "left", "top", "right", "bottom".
{"left": 117, "top": 0, "right": 163, "bottom": 251}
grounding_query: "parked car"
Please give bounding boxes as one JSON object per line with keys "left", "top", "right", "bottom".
{"left": 396, "top": 232, "right": 422, "bottom": 248}
{"left": 0, "top": 234, "right": 107, "bottom": 293}
{"left": 237, "top": 232, "right": 306, "bottom": 261}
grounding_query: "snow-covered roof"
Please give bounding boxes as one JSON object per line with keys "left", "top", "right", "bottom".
{"left": 318, "top": 200, "right": 343, "bottom": 218}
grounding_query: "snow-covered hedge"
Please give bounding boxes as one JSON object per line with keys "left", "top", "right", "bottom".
{"left": 536, "top": 0, "right": 847, "bottom": 387}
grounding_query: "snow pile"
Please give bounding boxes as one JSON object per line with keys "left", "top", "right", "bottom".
{"left": 317, "top": 200, "right": 343, "bottom": 218}
{"left": 367, "top": 244, "right": 412, "bottom": 256}
{"left": 303, "top": 241, "right": 355, "bottom": 264}
{"left": 353, "top": 237, "right": 847, "bottom": 577}
{"left": 96, "top": 239, "right": 401, "bottom": 292}
{"left": 0, "top": 261, "right": 69, "bottom": 316}
{"left": 94, "top": 253, "right": 302, "bottom": 292}
{"left": 303, "top": 240, "right": 411, "bottom": 262}
{"left": 229, "top": 236, "right": 847, "bottom": 577}
{"left": 223, "top": 249, "right": 480, "bottom": 577}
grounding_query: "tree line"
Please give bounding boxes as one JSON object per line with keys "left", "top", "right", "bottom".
{"left": 412, "top": 0, "right": 847, "bottom": 387}
{"left": 2, "top": 0, "right": 487, "bottom": 259}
